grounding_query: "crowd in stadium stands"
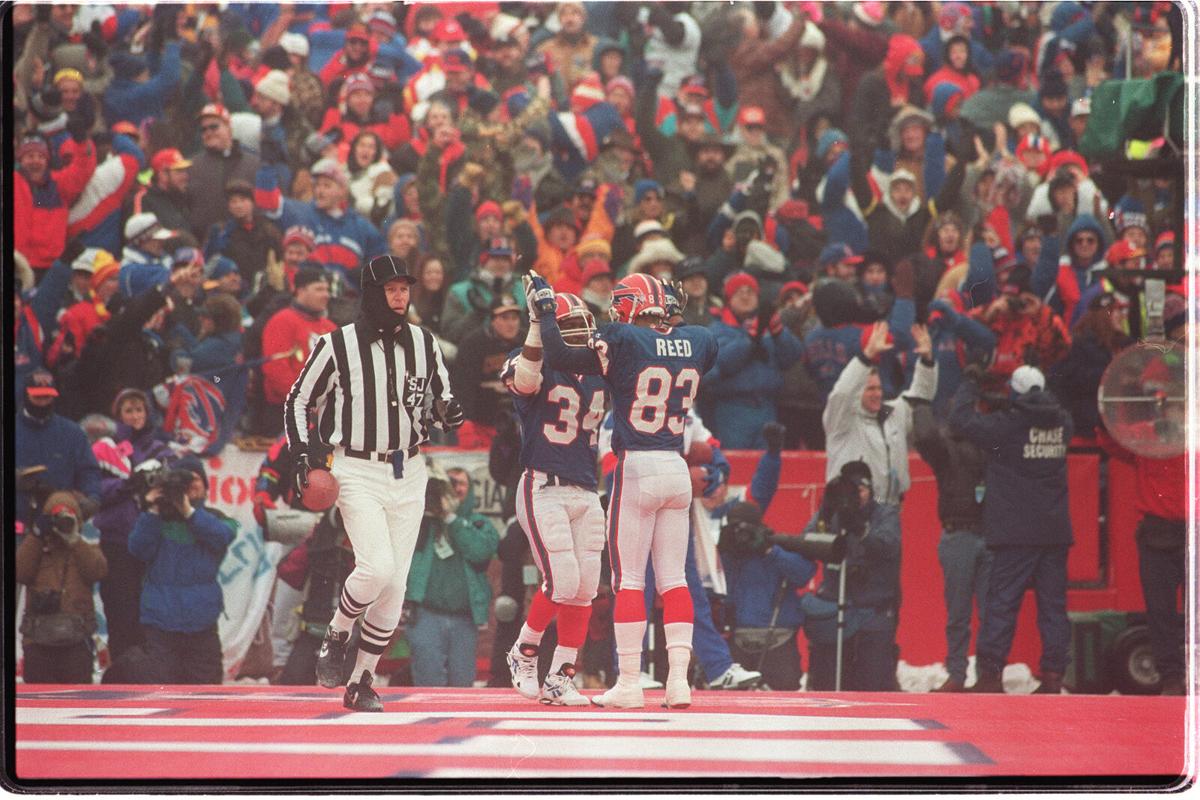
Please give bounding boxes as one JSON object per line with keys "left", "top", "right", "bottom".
{"left": 12, "top": 0, "right": 1188, "bottom": 695}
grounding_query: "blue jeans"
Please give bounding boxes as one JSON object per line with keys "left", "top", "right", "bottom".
{"left": 407, "top": 607, "right": 478, "bottom": 687}
{"left": 938, "top": 529, "right": 992, "bottom": 683}
{"left": 976, "top": 545, "right": 1071, "bottom": 675}
{"left": 644, "top": 527, "right": 733, "bottom": 681}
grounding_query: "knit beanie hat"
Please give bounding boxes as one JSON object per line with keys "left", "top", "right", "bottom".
{"left": 254, "top": 69, "right": 291, "bottom": 105}
{"left": 723, "top": 271, "right": 760, "bottom": 301}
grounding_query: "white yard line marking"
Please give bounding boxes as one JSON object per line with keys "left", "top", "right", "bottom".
{"left": 18, "top": 707, "right": 925, "bottom": 732}
{"left": 16, "top": 736, "right": 971, "bottom": 766}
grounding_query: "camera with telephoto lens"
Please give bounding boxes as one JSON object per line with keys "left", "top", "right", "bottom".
{"left": 130, "top": 465, "right": 196, "bottom": 520}
{"left": 719, "top": 503, "right": 847, "bottom": 563}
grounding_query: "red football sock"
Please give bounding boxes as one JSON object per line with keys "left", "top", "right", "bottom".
{"left": 556, "top": 603, "right": 593, "bottom": 649}
{"left": 614, "top": 588, "right": 646, "bottom": 624}
{"left": 525, "top": 589, "right": 558, "bottom": 633}
{"left": 660, "top": 586, "right": 693, "bottom": 626}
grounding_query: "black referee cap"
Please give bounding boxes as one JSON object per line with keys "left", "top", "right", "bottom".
{"left": 364, "top": 254, "right": 417, "bottom": 286}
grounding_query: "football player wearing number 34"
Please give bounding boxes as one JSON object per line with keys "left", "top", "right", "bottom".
{"left": 501, "top": 291, "right": 608, "bottom": 707}
{"left": 527, "top": 273, "right": 719, "bottom": 710}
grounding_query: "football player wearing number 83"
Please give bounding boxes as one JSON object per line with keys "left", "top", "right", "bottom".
{"left": 526, "top": 273, "right": 719, "bottom": 710}
{"left": 501, "top": 290, "right": 608, "bottom": 707}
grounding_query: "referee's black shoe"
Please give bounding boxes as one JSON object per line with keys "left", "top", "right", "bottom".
{"left": 343, "top": 670, "right": 384, "bottom": 712}
{"left": 316, "top": 628, "right": 350, "bottom": 688}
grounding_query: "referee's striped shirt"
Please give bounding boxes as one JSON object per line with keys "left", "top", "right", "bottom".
{"left": 284, "top": 321, "right": 454, "bottom": 454}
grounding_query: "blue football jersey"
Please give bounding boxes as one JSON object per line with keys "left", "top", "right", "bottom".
{"left": 503, "top": 349, "right": 607, "bottom": 489}
{"left": 593, "top": 324, "right": 718, "bottom": 454}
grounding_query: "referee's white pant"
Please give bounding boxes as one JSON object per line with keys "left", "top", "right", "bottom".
{"left": 331, "top": 453, "right": 427, "bottom": 657}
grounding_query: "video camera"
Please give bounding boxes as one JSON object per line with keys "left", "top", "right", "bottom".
{"left": 130, "top": 463, "right": 196, "bottom": 520}
{"left": 718, "top": 503, "right": 847, "bottom": 563}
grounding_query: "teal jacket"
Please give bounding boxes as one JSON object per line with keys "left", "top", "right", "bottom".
{"left": 406, "top": 510, "right": 499, "bottom": 626}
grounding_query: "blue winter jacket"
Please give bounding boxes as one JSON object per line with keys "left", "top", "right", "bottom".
{"left": 948, "top": 380, "right": 1074, "bottom": 548}
{"left": 1033, "top": 214, "right": 1107, "bottom": 318}
{"left": 816, "top": 151, "right": 869, "bottom": 254}
{"left": 919, "top": 29, "right": 994, "bottom": 76}
{"left": 129, "top": 505, "right": 237, "bottom": 633}
{"left": 102, "top": 42, "right": 183, "bottom": 126}
{"left": 15, "top": 410, "right": 103, "bottom": 526}
{"left": 704, "top": 309, "right": 804, "bottom": 401}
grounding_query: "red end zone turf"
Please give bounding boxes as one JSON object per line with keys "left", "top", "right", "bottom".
{"left": 13, "top": 685, "right": 1189, "bottom": 782}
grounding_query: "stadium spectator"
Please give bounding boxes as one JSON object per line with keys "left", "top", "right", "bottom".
{"left": 451, "top": 295, "right": 525, "bottom": 449}
{"left": 185, "top": 103, "right": 262, "bottom": 242}
{"left": 204, "top": 180, "right": 283, "bottom": 290}
{"left": 255, "top": 267, "right": 337, "bottom": 437}
{"left": 442, "top": 236, "right": 526, "bottom": 345}
{"left": 15, "top": 369, "right": 102, "bottom": 531}
{"left": 823, "top": 321, "right": 936, "bottom": 506}
{"left": 912, "top": 396, "right": 989, "bottom": 692}
{"left": 93, "top": 387, "right": 176, "bottom": 664}
{"left": 15, "top": 131, "right": 97, "bottom": 273}
{"left": 134, "top": 148, "right": 192, "bottom": 234}
{"left": 704, "top": 272, "right": 804, "bottom": 449}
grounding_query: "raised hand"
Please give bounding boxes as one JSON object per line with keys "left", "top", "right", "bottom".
{"left": 910, "top": 323, "right": 933, "bottom": 360}
{"left": 863, "top": 321, "right": 894, "bottom": 360}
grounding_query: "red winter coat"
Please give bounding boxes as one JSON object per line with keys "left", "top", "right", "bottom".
{"left": 970, "top": 297, "right": 1071, "bottom": 382}
{"left": 320, "top": 107, "right": 412, "bottom": 155}
{"left": 260, "top": 304, "right": 338, "bottom": 405}
{"left": 15, "top": 139, "right": 97, "bottom": 269}
{"left": 47, "top": 299, "right": 109, "bottom": 368}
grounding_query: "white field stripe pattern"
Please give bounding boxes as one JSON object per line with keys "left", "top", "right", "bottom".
{"left": 16, "top": 737, "right": 970, "bottom": 766}
{"left": 17, "top": 707, "right": 927, "bottom": 732}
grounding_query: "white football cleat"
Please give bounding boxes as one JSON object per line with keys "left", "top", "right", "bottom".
{"left": 540, "top": 666, "right": 590, "bottom": 706}
{"left": 591, "top": 682, "right": 645, "bottom": 709}
{"left": 507, "top": 643, "right": 540, "bottom": 700}
{"left": 663, "top": 677, "right": 692, "bottom": 709}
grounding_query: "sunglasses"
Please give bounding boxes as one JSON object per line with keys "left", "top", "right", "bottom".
{"left": 1074, "top": 235, "right": 1098, "bottom": 244}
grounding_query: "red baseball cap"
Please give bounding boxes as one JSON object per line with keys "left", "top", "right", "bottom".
{"left": 434, "top": 18, "right": 466, "bottom": 42}
{"left": 151, "top": 148, "right": 192, "bottom": 172}
{"left": 197, "top": 103, "right": 231, "bottom": 123}
{"left": 738, "top": 106, "right": 767, "bottom": 128}
{"left": 345, "top": 23, "right": 370, "bottom": 42}
{"left": 679, "top": 75, "right": 709, "bottom": 98}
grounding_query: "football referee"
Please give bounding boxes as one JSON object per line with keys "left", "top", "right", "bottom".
{"left": 285, "top": 255, "right": 464, "bottom": 711}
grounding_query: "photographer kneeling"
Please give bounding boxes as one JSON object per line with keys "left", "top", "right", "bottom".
{"left": 719, "top": 503, "right": 817, "bottom": 691}
{"left": 17, "top": 493, "right": 108, "bottom": 683}
{"left": 801, "top": 461, "right": 901, "bottom": 692}
{"left": 128, "top": 456, "right": 237, "bottom": 684}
